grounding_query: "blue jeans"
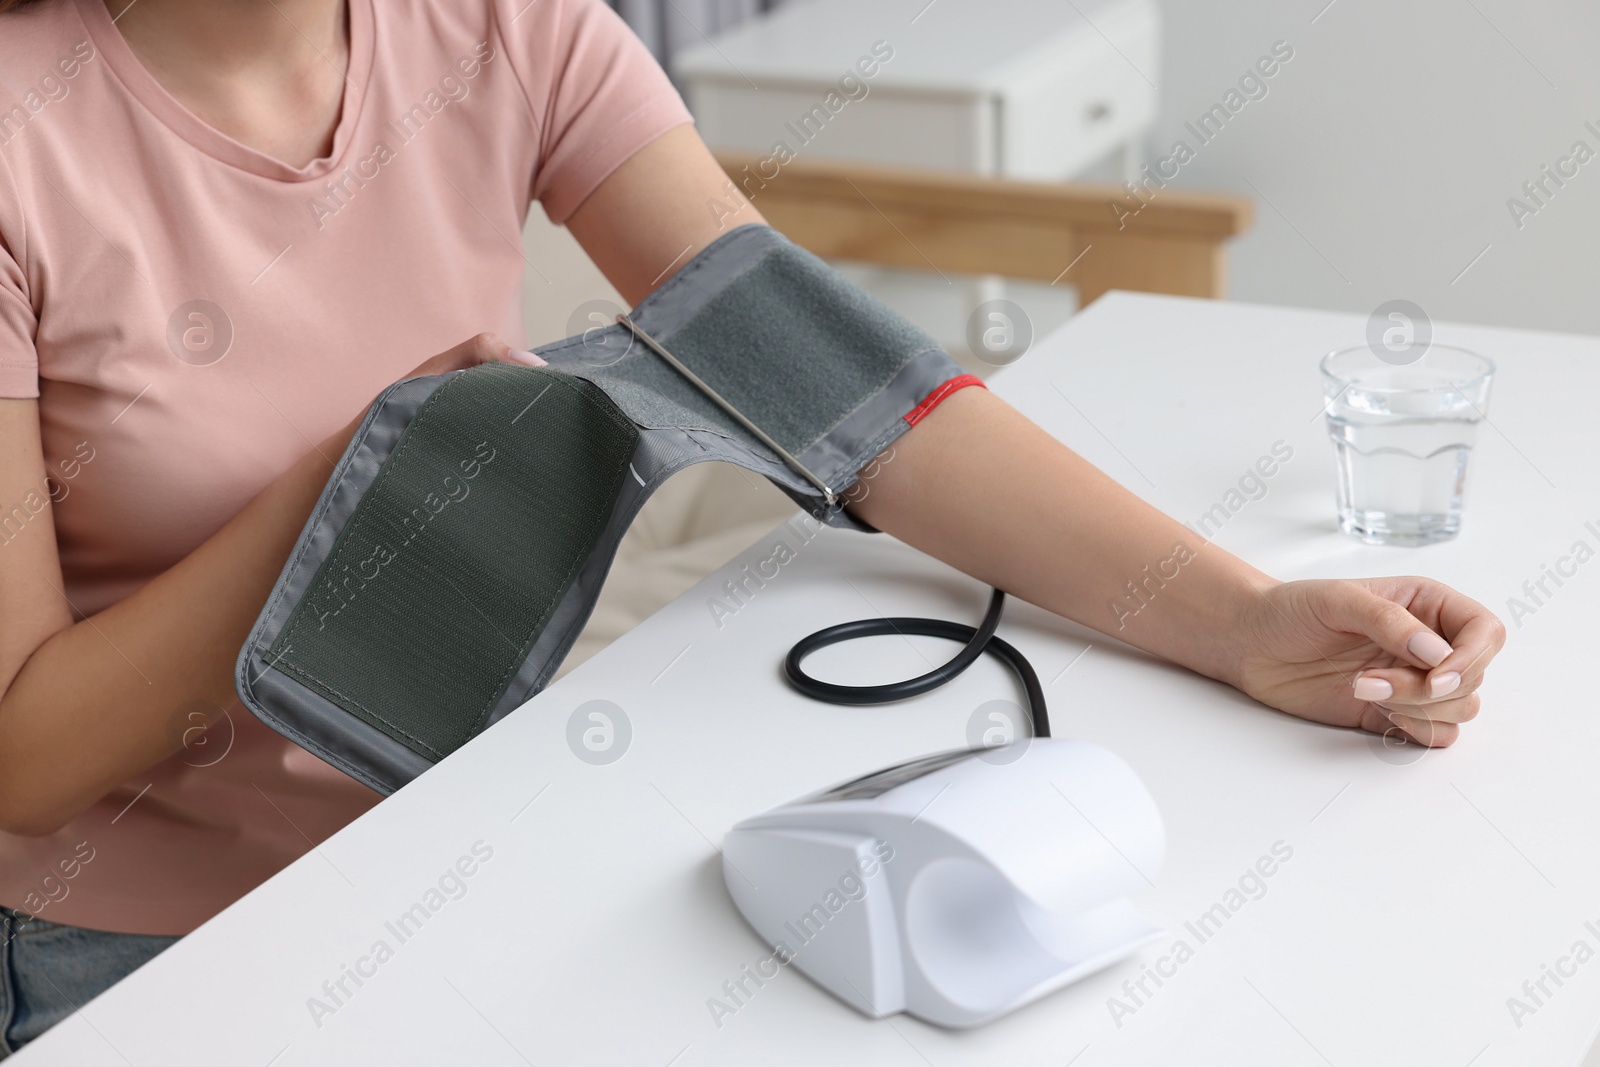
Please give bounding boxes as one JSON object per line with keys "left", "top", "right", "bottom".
{"left": 0, "top": 908, "right": 178, "bottom": 1057}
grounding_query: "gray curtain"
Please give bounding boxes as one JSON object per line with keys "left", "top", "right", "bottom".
{"left": 606, "top": 0, "right": 791, "bottom": 70}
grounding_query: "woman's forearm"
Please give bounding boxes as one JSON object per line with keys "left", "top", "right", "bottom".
{"left": 580, "top": 127, "right": 1501, "bottom": 747}
{"left": 0, "top": 338, "right": 520, "bottom": 834}
{"left": 0, "top": 421, "right": 354, "bottom": 834}
{"left": 847, "top": 386, "right": 1277, "bottom": 687}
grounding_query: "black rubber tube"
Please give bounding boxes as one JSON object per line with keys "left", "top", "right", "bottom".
{"left": 782, "top": 588, "right": 1050, "bottom": 739}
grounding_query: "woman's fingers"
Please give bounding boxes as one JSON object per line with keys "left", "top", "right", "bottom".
{"left": 1386, "top": 577, "right": 1507, "bottom": 683}
{"left": 1429, "top": 605, "right": 1507, "bottom": 680}
{"left": 411, "top": 333, "right": 546, "bottom": 377}
{"left": 323, "top": 334, "right": 546, "bottom": 462}
{"left": 1319, "top": 582, "right": 1456, "bottom": 672}
{"left": 454, "top": 332, "right": 517, "bottom": 367}
{"left": 1325, "top": 579, "right": 1506, "bottom": 708}
{"left": 439, "top": 332, "right": 509, "bottom": 371}
{"left": 1251, "top": 577, "right": 1501, "bottom": 745}
{"left": 1382, "top": 710, "right": 1461, "bottom": 748}
{"left": 1398, "top": 690, "right": 1481, "bottom": 726}
{"left": 1352, "top": 661, "right": 1486, "bottom": 707}
{"left": 1355, "top": 691, "right": 1479, "bottom": 737}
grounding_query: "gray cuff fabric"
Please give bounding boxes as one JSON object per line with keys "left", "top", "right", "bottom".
{"left": 235, "top": 224, "right": 976, "bottom": 795}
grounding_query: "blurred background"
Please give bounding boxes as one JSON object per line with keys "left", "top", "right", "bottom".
{"left": 547, "top": 0, "right": 1600, "bottom": 683}
{"left": 528, "top": 0, "right": 1599, "bottom": 342}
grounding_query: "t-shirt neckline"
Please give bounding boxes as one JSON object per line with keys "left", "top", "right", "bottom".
{"left": 73, "top": 0, "right": 376, "bottom": 184}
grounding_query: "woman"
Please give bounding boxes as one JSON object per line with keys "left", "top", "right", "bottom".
{"left": 0, "top": 0, "right": 1503, "bottom": 1053}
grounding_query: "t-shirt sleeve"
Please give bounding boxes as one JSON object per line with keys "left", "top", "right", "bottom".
{"left": 0, "top": 153, "right": 38, "bottom": 399}
{"left": 495, "top": 0, "right": 694, "bottom": 225}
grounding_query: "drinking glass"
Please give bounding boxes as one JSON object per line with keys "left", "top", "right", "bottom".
{"left": 1320, "top": 344, "right": 1495, "bottom": 546}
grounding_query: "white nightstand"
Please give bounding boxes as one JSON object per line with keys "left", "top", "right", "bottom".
{"left": 673, "top": 0, "right": 1161, "bottom": 182}
{"left": 673, "top": 0, "right": 1163, "bottom": 365}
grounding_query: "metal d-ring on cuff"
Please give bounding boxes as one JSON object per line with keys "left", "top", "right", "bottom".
{"left": 615, "top": 314, "right": 838, "bottom": 508}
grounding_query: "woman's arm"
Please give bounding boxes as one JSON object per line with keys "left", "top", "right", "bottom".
{"left": 568, "top": 126, "right": 1505, "bottom": 746}
{"left": 565, "top": 126, "right": 763, "bottom": 306}
{"left": 844, "top": 386, "right": 1502, "bottom": 746}
{"left": 0, "top": 336, "right": 528, "bottom": 835}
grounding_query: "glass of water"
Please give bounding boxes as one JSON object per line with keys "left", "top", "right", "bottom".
{"left": 1320, "top": 344, "right": 1495, "bottom": 546}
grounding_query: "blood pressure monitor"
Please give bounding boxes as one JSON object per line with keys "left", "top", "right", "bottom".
{"left": 722, "top": 737, "right": 1166, "bottom": 1028}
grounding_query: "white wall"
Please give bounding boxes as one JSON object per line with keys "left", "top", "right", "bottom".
{"left": 527, "top": 0, "right": 1600, "bottom": 342}
{"left": 1148, "top": 0, "right": 1600, "bottom": 335}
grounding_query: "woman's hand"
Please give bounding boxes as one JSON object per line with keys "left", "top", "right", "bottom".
{"left": 403, "top": 332, "right": 544, "bottom": 378}
{"left": 322, "top": 333, "right": 544, "bottom": 454}
{"left": 0, "top": 331, "right": 544, "bottom": 835}
{"left": 1233, "top": 577, "right": 1507, "bottom": 747}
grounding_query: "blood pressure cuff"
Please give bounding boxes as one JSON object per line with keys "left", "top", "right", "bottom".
{"left": 235, "top": 224, "right": 980, "bottom": 795}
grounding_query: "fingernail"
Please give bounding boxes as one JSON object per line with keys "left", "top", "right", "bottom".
{"left": 1353, "top": 676, "right": 1393, "bottom": 701}
{"left": 511, "top": 350, "right": 547, "bottom": 366}
{"left": 1406, "top": 630, "right": 1453, "bottom": 668}
{"left": 1428, "top": 671, "right": 1461, "bottom": 699}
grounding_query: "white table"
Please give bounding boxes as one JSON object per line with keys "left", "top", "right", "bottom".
{"left": 21, "top": 293, "right": 1600, "bottom": 1066}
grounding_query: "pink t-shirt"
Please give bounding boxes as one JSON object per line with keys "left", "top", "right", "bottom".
{"left": 0, "top": 0, "right": 692, "bottom": 934}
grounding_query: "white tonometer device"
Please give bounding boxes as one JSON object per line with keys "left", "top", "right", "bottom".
{"left": 723, "top": 737, "right": 1165, "bottom": 1028}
